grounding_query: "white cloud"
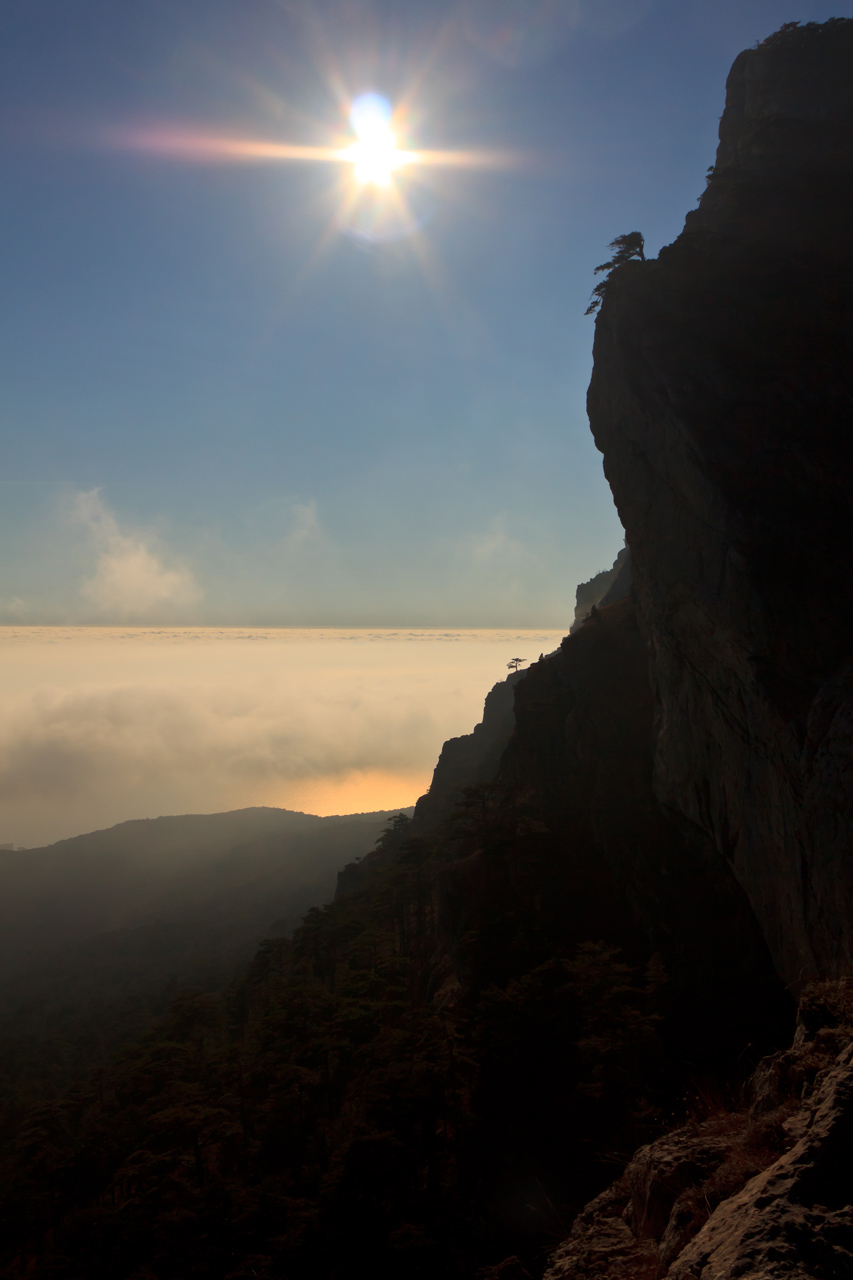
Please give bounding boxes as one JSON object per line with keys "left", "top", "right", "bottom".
{"left": 74, "top": 490, "right": 201, "bottom": 618}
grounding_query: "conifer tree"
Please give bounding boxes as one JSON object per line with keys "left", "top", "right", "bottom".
{"left": 585, "top": 231, "right": 645, "bottom": 315}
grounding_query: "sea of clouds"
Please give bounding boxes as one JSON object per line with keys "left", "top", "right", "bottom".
{"left": 0, "top": 627, "right": 565, "bottom": 847}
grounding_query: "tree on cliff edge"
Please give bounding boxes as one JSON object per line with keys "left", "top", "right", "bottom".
{"left": 585, "top": 231, "right": 645, "bottom": 314}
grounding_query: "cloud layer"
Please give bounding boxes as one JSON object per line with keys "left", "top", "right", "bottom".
{"left": 0, "top": 629, "right": 565, "bottom": 846}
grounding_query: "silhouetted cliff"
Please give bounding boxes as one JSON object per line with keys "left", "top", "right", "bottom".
{"left": 544, "top": 19, "right": 853, "bottom": 1276}
{"left": 432, "top": 599, "right": 788, "bottom": 1070}
{"left": 570, "top": 546, "right": 630, "bottom": 631}
{"left": 588, "top": 18, "right": 853, "bottom": 991}
{"left": 413, "top": 668, "right": 526, "bottom": 830}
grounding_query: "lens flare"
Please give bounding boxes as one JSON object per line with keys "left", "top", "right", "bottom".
{"left": 107, "top": 101, "right": 515, "bottom": 258}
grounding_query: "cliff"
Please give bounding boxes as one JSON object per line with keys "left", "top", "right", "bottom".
{"left": 431, "top": 597, "right": 790, "bottom": 1077}
{"left": 499, "top": 600, "right": 785, "bottom": 1059}
{"left": 535, "top": 20, "right": 853, "bottom": 1277}
{"left": 588, "top": 19, "right": 853, "bottom": 991}
{"left": 413, "top": 668, "right": 527, "bottom": 830}
{"left": 570, "top": 547, "right": 630, "bottom": 632}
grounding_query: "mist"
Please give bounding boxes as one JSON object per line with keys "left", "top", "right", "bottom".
{"left": 0, "top": 626, "right": 565, "bottom": 847}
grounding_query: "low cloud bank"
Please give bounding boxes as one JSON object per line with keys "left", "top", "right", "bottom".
{"left": 0, "top": 632, "right": 564, "bottom": 847}
{"left": 0, "top": 680, "right": 430, "bottom": 847}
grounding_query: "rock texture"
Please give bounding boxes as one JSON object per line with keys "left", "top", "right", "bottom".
{"left": 588, "top": 19, "right": 853, "bottom": 989}
{"left": 545, "top": 980, "right": 853, "bottom": 1280}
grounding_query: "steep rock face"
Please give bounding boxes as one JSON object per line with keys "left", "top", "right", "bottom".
{"left": 570, "top": 547, "right": 630, "bottom": 632}
{"left": 412, "top": 669, "right": 526, "bottom": 831}
{"left": 491, "top": 597, "right": 789, "bottom": 1065}
{"left": 426, "top": 596, "right": 789, "bottom": 1068}
{"left": 588, "top": 20, "right": 853, "bottom": 989}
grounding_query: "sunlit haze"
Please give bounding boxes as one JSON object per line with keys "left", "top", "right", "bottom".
{"left": 0, "top": 626, "right": 565, "bottom": 847}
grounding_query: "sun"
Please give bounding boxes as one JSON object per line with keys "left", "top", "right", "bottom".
{"left": 344, "top": 93, "right": 408, "bottom": 187}
{"left": 113, "top": 93, "right": 512, "bottom": 252}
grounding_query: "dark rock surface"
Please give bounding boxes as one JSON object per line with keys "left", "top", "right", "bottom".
{"left": 491, "top": 597, "right": 789, "bottom": 1065}
{"left": 570, "top": 547, "right": 630, "bottom": 632}
{"left": 427, "top": 596, "right": 789, "bottom": 1070}
{"left": 545, "top": 980, "right": 853, "bottom": 1280}
{"left": 598, "top": 549, "right": 631, "bottom": 609}
{"left": 587, "top": 19, "right": 853, "bottom": 990}
{"left": 412, "top": 668, "right": 526, "bottom": 831}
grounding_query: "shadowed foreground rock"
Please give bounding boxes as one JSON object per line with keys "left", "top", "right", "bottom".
{"left": 545, "top": 983, "right": 853, "bottom": 1280}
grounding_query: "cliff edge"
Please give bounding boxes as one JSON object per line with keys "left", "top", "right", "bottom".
{"left": 588, "top": 19, "right": 853, "bottom": 991}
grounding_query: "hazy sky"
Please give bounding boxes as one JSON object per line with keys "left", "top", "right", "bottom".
{"left": 0, "top": 627, "right": 565, "bottom": 845}
{"left": 1, "top": 0, "right": 850, "bottom": 626}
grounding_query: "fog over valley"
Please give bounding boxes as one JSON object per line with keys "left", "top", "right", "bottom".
{"left": 0, "top": 626, "right": 566, "bottom": 847}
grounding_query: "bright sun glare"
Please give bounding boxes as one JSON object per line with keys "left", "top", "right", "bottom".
{"left": 345, "top": 93, "right": 407, "bottom": 187}
{"left": 117, "top": 96, "right": 509, "bottom": 248}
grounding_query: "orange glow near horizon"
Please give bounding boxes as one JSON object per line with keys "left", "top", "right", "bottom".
{"left": 281, "top": 768, "right": 431, "bottom": 817}
{"left": 0, "top": 627, "right": 567, "bottom": 847}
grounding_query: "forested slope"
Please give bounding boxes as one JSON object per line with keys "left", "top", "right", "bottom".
{"left": 0, "top": 808, "right": 402, "bottom": 1129}
{"left": 0, "top": 806, "right": 685, "bottom": 1279}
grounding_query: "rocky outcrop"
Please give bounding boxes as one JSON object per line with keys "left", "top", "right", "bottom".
{"left": 412, "top": 668, "right": 526, "bottom": 831}
{"left": 333, "top": 27, "right": 853, "bottom": 1273}
{"left": 335, "top": 670, "right": 526, "bottom": 896}
{"left": 541, "top": 23, "right": 853, "bottom": 1276}
{"left": 588, "top": 19, "right": 853, "bottom": 990}
{"left": 545, "top": 980, "right": 853, "bottom": 1280}
{"left": 570, "top": 547, "right": 631, "bottom": 632}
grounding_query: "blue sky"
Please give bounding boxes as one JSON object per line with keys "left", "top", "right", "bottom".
{"left": 1, "top": 0, "right": 849, "bottom": 627}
